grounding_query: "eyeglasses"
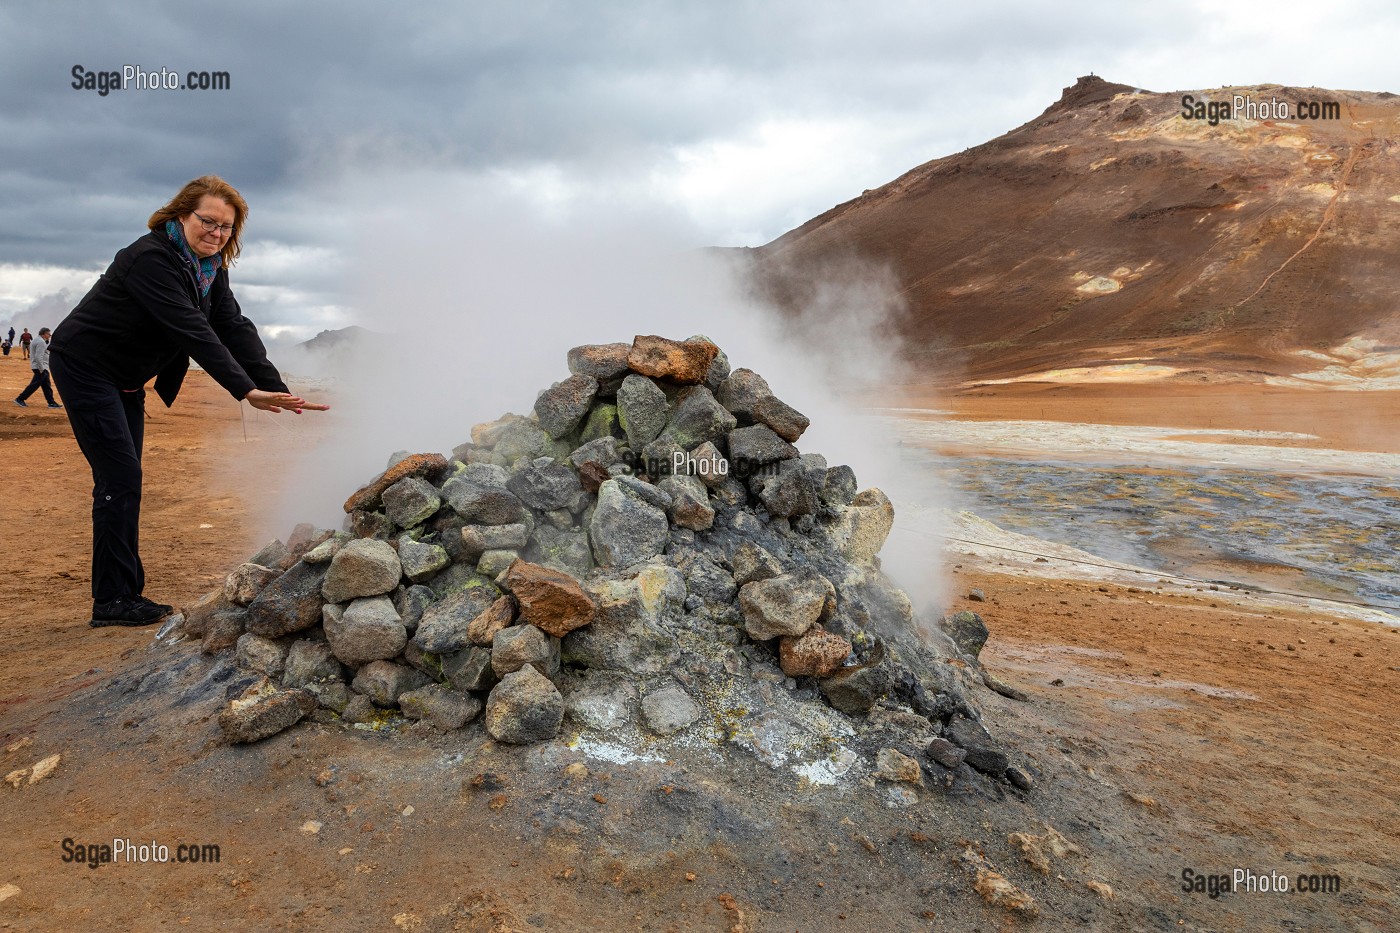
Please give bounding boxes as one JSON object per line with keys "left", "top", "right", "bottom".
{"left": 192, "top": 211, "right": 236, "bottom": 235}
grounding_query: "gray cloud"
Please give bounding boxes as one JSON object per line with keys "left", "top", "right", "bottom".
{"left": 2, "top": 0, "right": 1396, "bottom": 332}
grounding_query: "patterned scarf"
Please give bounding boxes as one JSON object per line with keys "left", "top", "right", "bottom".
{"left": 164, "top": 219, "right": 222, "bottom": 296}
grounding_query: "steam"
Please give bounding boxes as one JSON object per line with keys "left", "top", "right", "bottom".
{"left": 266, "top": 170, "right": 947, "bottom": 619}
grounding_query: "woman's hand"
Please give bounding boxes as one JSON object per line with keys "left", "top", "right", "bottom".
{"left": 244, "top": 389, "right": 330, "bottom": 414}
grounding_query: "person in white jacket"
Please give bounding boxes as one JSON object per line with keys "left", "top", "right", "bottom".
{"left": 15, "top": 327, "right": 61, "bottom": 408}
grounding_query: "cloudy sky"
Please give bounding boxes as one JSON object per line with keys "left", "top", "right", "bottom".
{"left": 1, "top": 0, "right": 1395, "bottom": 343}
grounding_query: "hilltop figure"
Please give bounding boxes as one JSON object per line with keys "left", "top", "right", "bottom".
{"left": 19, "top": 328, "right": 31, "bottom": 359}
{"left": 51, "top": 175, "right": 329, "bottom": 628}
{"left": 14, "top": 326, "right": 60, "bottom": 408}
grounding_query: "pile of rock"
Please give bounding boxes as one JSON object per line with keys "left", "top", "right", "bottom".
{"left": 183, "top": 335, "right": 1025, "bottom": 790}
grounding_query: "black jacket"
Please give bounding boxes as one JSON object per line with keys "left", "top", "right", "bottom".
{"left": 52, "top": 228, "right": 289, "bottom": 406}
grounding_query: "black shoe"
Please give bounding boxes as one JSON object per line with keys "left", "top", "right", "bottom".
{"left": 134, "top": 594, "right": 175, "bottom": 614}
{"left": 13, "top": 399, "right": 25, "bottom": 407}
{"left": 48, "top": 403, "right": 63, "bottom": 409}
{"left": 90, "top": 596, "right": 170, "bottom": 628}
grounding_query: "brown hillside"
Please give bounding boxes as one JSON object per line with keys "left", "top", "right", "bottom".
{"left": 749, "top": 76, "right": 1400, "bottom": 384}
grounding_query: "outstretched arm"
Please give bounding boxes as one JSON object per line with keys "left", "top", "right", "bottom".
{"left": 245, "top": 388, "right": 330, "bottom": 414}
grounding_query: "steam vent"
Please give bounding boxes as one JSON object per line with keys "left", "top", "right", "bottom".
{"left": 178, "top": 335, "right": 1026, "bottom": 794}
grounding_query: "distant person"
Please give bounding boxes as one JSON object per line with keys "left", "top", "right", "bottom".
{"left": 14, "top": 327, "right": 60, "bottom": 408}
{"left": 51, "top": 175, "right": 329, "bottom": 628}
{"left": 1, "top": 338, "right": 10, "bottom": 356}
{"left": 6, "top": 326, "right": 13, "bottom": 346}
{"left": 19, "top": 328, "right": 31, "bottom": 359}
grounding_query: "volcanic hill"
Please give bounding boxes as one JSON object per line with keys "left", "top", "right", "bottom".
{"left": 748, "top": 76, "right": 1400, "bottom": 385}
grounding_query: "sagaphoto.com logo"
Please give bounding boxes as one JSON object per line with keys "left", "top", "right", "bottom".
{"left": 71, "top": 64, "right": 230, "bottom": 97}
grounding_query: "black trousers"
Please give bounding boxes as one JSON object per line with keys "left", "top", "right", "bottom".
{"left": 49, "top": 353, "right": 146, "bottom": 602}
{"left": 16, "top": 368, "right": 57, "bottom": 404}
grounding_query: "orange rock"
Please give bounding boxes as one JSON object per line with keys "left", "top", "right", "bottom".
{"left": 778, "top": 625, "right": 852, "bottom": 677}
{"left": 626, "top": 335, "right": 718, "bottom": 385}
{"left": 342, "top": 453, "right": 450, "bottom": 513}
{"left": 500, "top": 560, "right": 597, "bottom": 637}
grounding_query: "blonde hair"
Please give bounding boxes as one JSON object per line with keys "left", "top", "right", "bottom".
{"left": 147, "top": 175, "right": 248, "bottom": 266}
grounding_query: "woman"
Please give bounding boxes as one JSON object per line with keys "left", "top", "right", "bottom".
{"left": 51, "top": 175, "right": 328, "bottom": 627}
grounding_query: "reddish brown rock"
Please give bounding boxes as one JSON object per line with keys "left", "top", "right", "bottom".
{"left": 342, "top": 453, "right": 451, "bottom": 513}
{"left": 778, "top": 625, "right": 852, "bottom": 678}
{"left": 500, "top": 559, "right": 597, "bottom": 637}
{"left": 578, "top": 460, "right": 610, "bottom": 494}
{"left": 468, "top": 595, "right": 518, "bottom": 646}
{"left": 626, "top": 336, "right": 719, "bottom": 385}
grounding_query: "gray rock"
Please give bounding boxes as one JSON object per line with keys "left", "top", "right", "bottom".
{"left": 345, "top": 509, "right": 394, "bottom": 540}
{"left": 303, "top": 680, "right": 352, "bottom": 713}
{"left": 484, "top": 665, "right": 564, "bottom": 744}
{"left": 224, "top": 563, "right": 280, "bottom": 607}
{"left": 351, "top": 660, "right": 431, "bottom": 708}
{"left": 245, "top": 561, "right": 328, "bottom": 638}
{"left": 234, "top": 633, "right": 290, "bottom": 678}
{"left": 940, "top": 610, "right": 989, "bottom": 660}
{"left": 397, "top": 537, "right": 449, "bottom": 583}
{"left": 534, "top": 374, "right": 599, "bottom": 439}
{"left": 218, "top": 685, "right": 315, "bottom": 744}
{"left": 460, "top": 522, "right": 530, "bottom": 557}
{"left": 925, "top": 736, "right": 968, "bottom": 769}
{"left": 672, "top": 550, "right": 737, "bottom": 604}
{"left": 401, "top": 639, "right": 444, "bottom": 680}
{"left": 442, "top": 646, "right": 498, "bottom": 692}
{"left": 321, "top": 539, "right": 402, "bottom": 603}
{"left": 819, "top": 649, "right": 894, "bottom": 714}
{"left": 340, "top": 694, "right": 378, "bottom": 724}
{"left": 727, "top": 425, "right": 798, "bottom": 471}
{"left": 325, "top": 595, "right": 408, "bottom": 666}
{"left": 738, "top": 572, "right": 834, "bottom": 640}
{"left": 639, "top": 436, "right": 687, "bottom": 479}
{"left": 716, "top": 368, "right": 772, "bottom": 422}
{"left": 526, "top": 525, "right": 594, "bottom": 578}
{"left": 413, "top": 585, "right": 500, "bottom": 654}
{"left": 579, "top": 403, "right": 621, "bottom": 443}
{"left": 641, "top": 684, "right": 702, "bottom": 735}
{"left": 491, "top": 624, "right": 561, "bottom": 677}
{"left": 302, "top": 532, "right": 352, "bottom": 564}
{"left": 398, "top": 684, "right": 482, "bottom": 731}
{"left": 616, "top": 374, "right": 669, "bottom": 450}
{"left": 477, "top": 548, "right": 519, "bottom": 577}
{"left": 658, "top": 385, "right": 737, "bottom": 451}
{"left": 382, "top": 476, "right": 442, "bottom": 528}
{"left": 614, "top": 475, "right": 671, "bottom": 510}
{"left": 507, "top": 458, "right": 584, "bottom": 511}
{"left": 442, "top": 471, "right": 527, "bottom": 526}
{"left": 282, "top": 638, "right": 346, "bottom": 688}
{"left": 758, "top": 468, "right": 820, "bottom": 518}
{"left": 688, "top": 441, "right": 730, "bottom": 488}
{"left": 657, "top": 473, "right": 715, "bottom": 531}
{"left": 731, "top": 540, "right": 782, "bottom": 586}
{"left": 564, "top": 679, "right": 637, "bottom": 731}
{"left": 564, "top": 565, "right": 685, "bottom": 673}
{"left": 944, "top": 714, "right": 1010, "bottom": 774}
{"left": 247, "top": 539, "right": 290, "bottom": 570}
{"left": 202, "top": 608, "right": 248, "bottom": 653}
{"left": 751, "top": 394, "right": 810, "bottom": 442}
{"left": 392, "top": 584, "right": 435, "bottom": 633}
{"left": 542, "top": 509, "right": 574, "bottom": 529}
{"left": 589, "top": 479, "right": 670, "bottom": 569}
{"left": 492, "top": 418, "right": 558, "bottom": 464}
{"left": 1006, "top": 765, "right": 1034, "bottom": 790}
{"left": 820, "top": 466, "right": 858, "bottom": 509}
{"left": 568, "top": 436, "right": 623, "bottom": 471}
